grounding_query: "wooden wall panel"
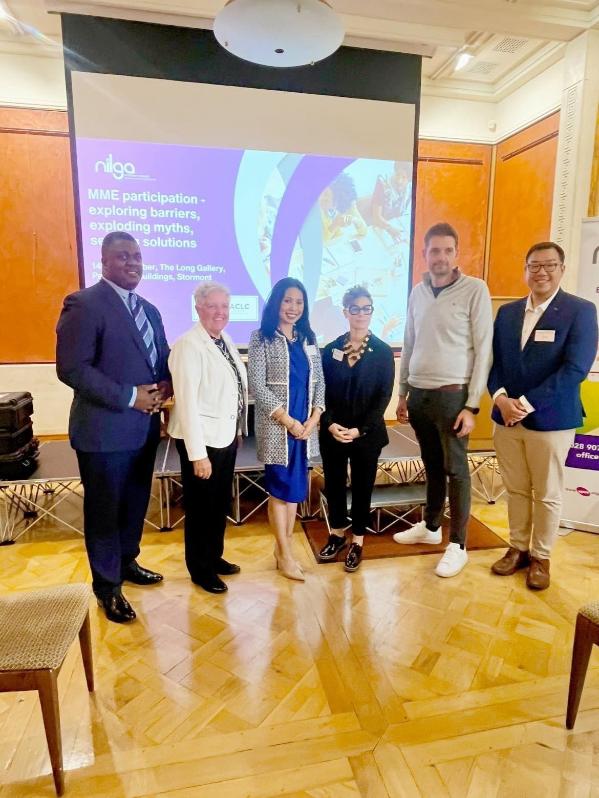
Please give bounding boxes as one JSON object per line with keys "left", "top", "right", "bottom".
{"left": 0, "top": 109, "right": 78, "bottom": 363}
{"left": 487, "top": 112, "right": 559, "bottom": 297}
{"left": 413, "top": 140, "right": 492, "bottom": 285}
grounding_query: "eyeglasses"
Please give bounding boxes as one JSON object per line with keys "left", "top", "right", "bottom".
{"left": 526, "top": 261, "right": 561, "bottom": 273}
{"left": 347, "top": 304, "right": 374, "bottom": 315}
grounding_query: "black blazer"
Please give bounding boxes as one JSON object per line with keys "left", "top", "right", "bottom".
{"left": 56, "top": 279, "right": 171, "bottom": 452}
{"left": 320, "top": 333, "right": 395, "bottom": 449}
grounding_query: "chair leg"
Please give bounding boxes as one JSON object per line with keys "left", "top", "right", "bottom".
{"left": 78, "top": 610, "right": 95, "bottom": 692}
{"left": 36, "top": 669, "right": 64, "bottom": 796}
{"left": 566, "top": 613, "right": 599, "bottom": 729}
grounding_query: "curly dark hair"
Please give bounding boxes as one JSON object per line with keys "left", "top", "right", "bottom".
{"left": 331, "top": 172, "right": 358, "bottom": 214}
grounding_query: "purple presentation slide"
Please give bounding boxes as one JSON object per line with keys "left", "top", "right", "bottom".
{"left": 75, "top": 137, "right": 413, "bottom": 348}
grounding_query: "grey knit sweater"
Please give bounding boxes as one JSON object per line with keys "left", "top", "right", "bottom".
{"left": 398, "top": 271, "right": 493, "bottom": 408}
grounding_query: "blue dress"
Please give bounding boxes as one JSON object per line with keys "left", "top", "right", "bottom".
{"left": 264, "top": 339, "right": 310, "bottom": 503}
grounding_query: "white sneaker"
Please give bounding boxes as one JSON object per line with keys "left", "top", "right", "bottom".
{"left": 435, "top": 542, "right": 468, "bottom": 577}
{"left": 393, "top": 520, "right": 442, "bottom": 545}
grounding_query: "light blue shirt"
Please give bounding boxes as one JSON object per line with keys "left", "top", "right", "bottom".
{"left": 101, "top": 277, "right": 140, "bottom": 407}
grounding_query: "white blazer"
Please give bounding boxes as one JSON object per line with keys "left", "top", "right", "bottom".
{"left": 168, "top": 322, "right": 248, "bottom": 461}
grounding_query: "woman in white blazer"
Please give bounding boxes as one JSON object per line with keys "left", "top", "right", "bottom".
{"left": 248, "top": 278, "right": 325, "bottom": 581}
{"left": 168, "top": 282, "right": 248, "bottom": 594}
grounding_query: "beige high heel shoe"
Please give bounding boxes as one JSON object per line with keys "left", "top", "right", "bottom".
{"left": 274, "top": 547, "right": 305, "bottom": 582}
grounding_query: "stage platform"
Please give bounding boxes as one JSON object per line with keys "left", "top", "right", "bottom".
{"left": 0, "top": 426, "right": 503, "bottom": 543}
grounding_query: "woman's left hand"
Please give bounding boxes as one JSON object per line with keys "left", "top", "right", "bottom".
{"left": 347, "top": 427, "right": 360, "bottom": 440}
{"left": 298, "top": 417, "right": 318, "bottom": 440}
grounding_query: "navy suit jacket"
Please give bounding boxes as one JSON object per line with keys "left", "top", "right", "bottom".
{"left": 56, "top": 279, "right": 170, "bottom": 452}
{"left": 488, "top": 289, "right": 597, "bottom": 431}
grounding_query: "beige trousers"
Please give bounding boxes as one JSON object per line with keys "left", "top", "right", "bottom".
{"left": 494, "top": 424, "right": 575, "bottom": 560}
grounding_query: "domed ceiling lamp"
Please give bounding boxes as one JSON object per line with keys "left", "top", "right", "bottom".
{"left": 213, "top": 0, "right": 345, "bottom": 68}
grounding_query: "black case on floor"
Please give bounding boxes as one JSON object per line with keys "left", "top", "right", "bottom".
{"left": 0, "top": 392, "right": 34, "bottom": 431}
{"left": 0, "top": 421, "right": 34, "bottom": 455}
{"left": 0, "top": 438, "right": 39, "bottom": 480}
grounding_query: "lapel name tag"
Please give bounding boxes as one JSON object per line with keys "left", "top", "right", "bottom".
{"left": 332, "top": 348, "right": 344, "bottom": 361}
{"left": 535, "top": 329, "right": 556, "bottom": 343}
{"left": 306, "top": 344, "right": 317, "bottom": 356}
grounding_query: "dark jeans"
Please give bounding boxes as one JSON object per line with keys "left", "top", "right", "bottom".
{"left": 176, "top": 437, "right": 238, "bottom": 579}
{"left": 320, "top": 436, "right": 382, "bottom": 536}
{"left": 76, "top": 432, "right": 159, "bottom": 598}
{"left": 407, "top": 387, "right": 470, "bottom": 545}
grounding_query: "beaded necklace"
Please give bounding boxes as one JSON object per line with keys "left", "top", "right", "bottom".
{"left": 343, "top": 331, "right": 371, "bottom": 367}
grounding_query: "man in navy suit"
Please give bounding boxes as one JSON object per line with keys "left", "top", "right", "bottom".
{"left": 488, "top": 241, "right": 598, "bottom": 590}
{"left": 57, "top": 232, "right": 172, "bottom": 622}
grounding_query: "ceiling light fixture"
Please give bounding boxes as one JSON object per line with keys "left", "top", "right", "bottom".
{"left": 454, "top": 52, "right": 474, "bottom": 72}
{"left": 214, "top": 0, "right": 345, "bottom": 68}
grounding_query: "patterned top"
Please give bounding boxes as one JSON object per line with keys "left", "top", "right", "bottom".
{"left": 248, "top": 329, "right": 325, "bottom": 466}
{"left": 212, "top": 335, "right": 245, "bottom": 421}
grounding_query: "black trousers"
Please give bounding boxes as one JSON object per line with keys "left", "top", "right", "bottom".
{"left": 320, "top": 436, "right": 382, "bottom": 536}
{"left": 407, "top": 387, "right": 471, "bottom": 545}
{"left": 76, "top": 431, "right": 159, "bottom": 598}
{"left": 176, "top": 437, "right": 238, "bottom": 579}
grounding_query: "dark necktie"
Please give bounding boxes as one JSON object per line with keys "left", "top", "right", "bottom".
{"left": 128, "top": 292, "right": 158, "bottom": 369}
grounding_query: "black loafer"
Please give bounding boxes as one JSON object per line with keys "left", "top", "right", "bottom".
{"left": 97, "top": 592, "right": 136, "bottom": 623}
{"left": 192, "top": 573, "right": 228, "bottom": 594}
{"left": 216, "top": 558, "right": 241, "bottom": 575}
{"left": 319, "top": 534, "right": 347, "bottom": 561}
{"left": 344, "top": 543, "right": 363, "bottom": 573}
{"left": 122, "top": 561, "right": 164, "bottom": 585}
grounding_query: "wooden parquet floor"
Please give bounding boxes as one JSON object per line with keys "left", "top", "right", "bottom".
{"left": 2, "top": 488, "right": 599, "bottom": 797}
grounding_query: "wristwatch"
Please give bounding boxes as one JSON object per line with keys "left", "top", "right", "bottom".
{"left": 464, "top": 406, "right": 479, "bottom": 415}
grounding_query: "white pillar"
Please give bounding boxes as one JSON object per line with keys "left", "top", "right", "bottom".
{"left": 551, "top": 30, "right": 599, "bottom": 291}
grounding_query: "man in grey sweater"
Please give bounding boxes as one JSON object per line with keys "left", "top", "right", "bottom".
{"left": 394, "top": 222, "right": 493, "bottom": 577}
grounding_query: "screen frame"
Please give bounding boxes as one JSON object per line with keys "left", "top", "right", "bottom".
{"left": 62, "top": 14, "right": 421, "bottom": 352}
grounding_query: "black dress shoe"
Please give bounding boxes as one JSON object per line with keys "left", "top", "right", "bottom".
{"left": 122, "top": 561, "right": 164, "bottom": 585}
{"left": 319, "top": 534, "right": 347, "bottom": 561}
{"left": 96, "top": 592, "right": 136, "bottom": 623}
{"left": 344, "top": 543, "right": 363, "bottom": 573}
{"left": 192, "top": 573, "right": 228, "bottom": 594}
{"left": 216, "top": 558, "right": 240, "bottom": 575}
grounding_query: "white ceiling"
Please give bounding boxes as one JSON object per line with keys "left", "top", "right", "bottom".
{"left": 1, "top": 0, "right": 598, "bottom": 100}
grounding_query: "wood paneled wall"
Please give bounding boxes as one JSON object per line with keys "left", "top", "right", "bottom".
{"left": 0, "top": 108, "right": 78, "bottom": 363}
{"left": 487, "top": 112, "right": 559, "bottom": 297}
{"left": 414, "top": 140, "right": 492, "bottom": 284}
{"left": 0, "top": 108, "right": 559, "bottom": 363}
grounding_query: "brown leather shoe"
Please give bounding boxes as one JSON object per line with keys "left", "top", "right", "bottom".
{"left": 527, "top": 557, "right": 550, "bottom": 590}
{"left": 491, "top": 547, "right": 530, "bottom": 575}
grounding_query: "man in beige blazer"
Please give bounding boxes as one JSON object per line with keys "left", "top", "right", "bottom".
{"left": 168, "top": 282, "right": 248, "bottom": 593}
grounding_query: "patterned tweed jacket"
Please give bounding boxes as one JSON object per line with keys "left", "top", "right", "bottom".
{"left": 248, "top": 329, "right": 325, "bottom": 466}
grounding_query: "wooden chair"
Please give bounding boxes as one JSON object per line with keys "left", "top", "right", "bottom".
{"left": 0, "top": 583, "right": 94, "bottom": 795}
{"left": 566, "top": 601, "right": 599, "bottom": 729}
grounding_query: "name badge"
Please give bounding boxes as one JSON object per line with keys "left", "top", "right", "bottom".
{"left": 306, "top": 344, "right": 317, "bottom": 356}
{"left": 332, "top": 348, "right": 344, "bottom": 361}
{"left": 535, "top": 329, "right": 555, "bottom": 343}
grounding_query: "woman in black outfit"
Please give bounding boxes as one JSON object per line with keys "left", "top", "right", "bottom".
{"left": 319, "top": 285, "right": 395, "bottom": 572}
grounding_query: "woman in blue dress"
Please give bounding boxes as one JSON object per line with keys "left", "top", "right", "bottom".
{"left": 248, "top": 278, "right": 325, "bottom": 581}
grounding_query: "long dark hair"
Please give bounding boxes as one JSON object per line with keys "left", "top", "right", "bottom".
{"left": 259, "top": 277, "right": 316, "bottom": 344}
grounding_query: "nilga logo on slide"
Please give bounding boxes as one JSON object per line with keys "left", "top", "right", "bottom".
{"left": 94, "top": 154, "right": 152, "bottom": 181}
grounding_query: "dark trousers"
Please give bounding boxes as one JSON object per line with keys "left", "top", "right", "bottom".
{"left": 407, "top": 387, "right": 471, "bottom": 545}
{"left": 76, "top": 432, "right": 159, "bottom": 598}
{"left": 176, "top": 437, "right": 238, "bottom": 579}
{"left": 321, "top": 437, "right": 382, "bottom": 536}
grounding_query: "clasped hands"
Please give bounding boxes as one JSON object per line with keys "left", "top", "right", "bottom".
{"left": 495, "top": 395, "right": 529, "bottom": 426}
{"left": 328, "top": 423, "right": 360, "bottom": 443}
{"left": 133, "top": 380, "right": 172, "bottom": 414}
{"left": 274, "top": 410, "right": 319, "bottom": 441}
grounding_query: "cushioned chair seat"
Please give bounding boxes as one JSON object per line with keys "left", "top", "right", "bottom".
{"left": 0, "top": 583, "right": 91, "bottom": 671}
{"left": 0, "top": 583, "right": 93, "bottom": 795}
{"left": 579, "top": 601, "right": 599, "bottom": 625}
